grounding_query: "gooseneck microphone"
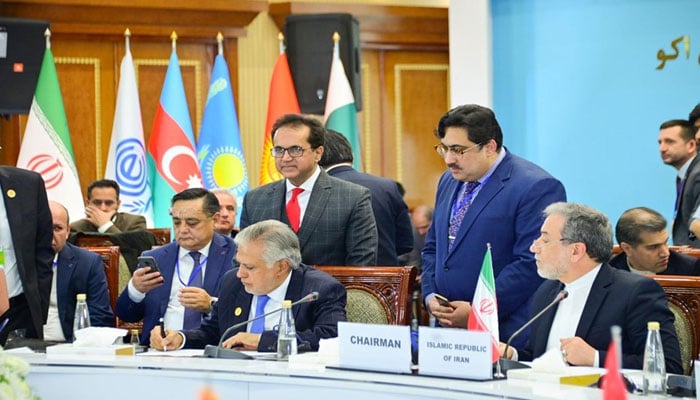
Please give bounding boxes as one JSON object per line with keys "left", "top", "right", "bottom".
{"left": 203, "top": 291, "right": 319, "bottom": 359}
{"left": 499, "top": 289, "right": 568, "bottom": 375}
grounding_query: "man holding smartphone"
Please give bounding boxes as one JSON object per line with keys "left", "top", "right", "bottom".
{"left": 115, "top": 188, "right": 237, "bottom": 345}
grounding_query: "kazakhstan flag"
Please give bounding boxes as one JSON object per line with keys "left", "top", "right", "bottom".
{"left": 197, "top": 53, "right": 249, "bottom": 219}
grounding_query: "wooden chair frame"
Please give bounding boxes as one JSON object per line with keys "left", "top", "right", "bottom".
{"left": 82, "top": 245, "right": 120, "bottom": 326}
{"left": 314, "top": 266, "right": 417, "bottom": 325}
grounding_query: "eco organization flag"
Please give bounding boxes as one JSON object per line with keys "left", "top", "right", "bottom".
{"left": 467, "top": 245, "right": 500, "bottom": 363}
{"left": 105, "top": 44, "right": 154, "bottom": 227}
{"left": 17, "top": 46, "right": 85, "bottom": 219}
{"left": 323, "top": 36, "right": 361, "bottom": 171}
{"left": 197, "top": 53, "right": 249, "bottom": 220}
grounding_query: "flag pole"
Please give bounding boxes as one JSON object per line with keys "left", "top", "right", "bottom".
{"left": 125, "top": 28, "right": 131, "bottom": 52}
{"left": 278, "top": 32, "right": 284, "bottom": 55}
{"left": 216, "top": 32, "right": 223, "bottom": 56}
{"left": 170, "top": 31, "right": 177, "bottom": 53}
{"left": 45, "top": 28, "right": 51, "bottom": 49}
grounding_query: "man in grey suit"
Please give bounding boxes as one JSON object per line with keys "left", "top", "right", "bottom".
{"left": 659, "top": 119, "right": 700, "bottom": 246}
{"left": 240, "top": 114, "right": 378, "bottom": 266}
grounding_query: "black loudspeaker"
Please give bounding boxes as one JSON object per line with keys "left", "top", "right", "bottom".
{"left": 0, "top": 18, "right": 50, "bottom": 115}
{"left": 284, "top": 13, "right": 362, "bottom": 115}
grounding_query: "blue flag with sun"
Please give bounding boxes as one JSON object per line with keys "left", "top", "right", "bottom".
{"left": 197, "top": 53, "right": 249, "bottom": 224}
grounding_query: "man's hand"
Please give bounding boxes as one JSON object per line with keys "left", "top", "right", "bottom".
{"left": 560, "top": 337, "right": 596, "bottom": 366}
{"left": 149, "top": 326, "right": 183, "bottom": 351}
{"left": 179, "top": 287, "right": 212, "bottom": 312}
{"left": 84, "top": 204, "right": 115, "bottom": 228}
{"left": 132, "top": 267, "right": 164, "bottom": 294}
{"left": 429, "top": 298, "right": 471, "bottom": 328}
{"left": 222, "top": 332, "right": 261, "bottom": 350}
{"left": 498, "top": 342, "right": 514, "bottom": 359}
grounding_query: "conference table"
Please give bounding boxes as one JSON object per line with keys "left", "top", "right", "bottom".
{"left": 15, "top": 351, "right": 651, "bottom": 399}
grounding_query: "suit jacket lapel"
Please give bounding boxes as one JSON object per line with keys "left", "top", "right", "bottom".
{"left": 532, "top": 282, "right": 562, "bottom": 357}
{"left": 157, "top": 244, "right": 179, "bottom": 315}
{"left": 56, "top": 245, "right": 76, "bottom": 324}
{"left": 0, "top": 170, "right": 26, "bottom": 268}
{"left": 296, "top": 172, "right": 332, "bottom": 249}
{"left": 575, "top": 265, "right": 611, "bottom": 338}
{"left": 202, "top": 234, "right": 229, "bottom": 292}
{"left": 285, "top": 268, "right": 304, "bottom": 320}
{"left": 448, "top": 152, "right": 511, "bottom": 257}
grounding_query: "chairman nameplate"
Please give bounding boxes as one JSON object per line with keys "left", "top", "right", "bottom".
{"left": 419, "top": 327, "right": 492, "bottom": 380}
{"left": 338, "top": 321, "right": 412, "bottom": 374}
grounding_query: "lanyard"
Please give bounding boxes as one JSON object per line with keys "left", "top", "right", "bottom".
{"left": 175, "top": 254, "right": 208, "bottom": 287}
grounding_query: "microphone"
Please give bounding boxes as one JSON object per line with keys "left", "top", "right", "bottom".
{"left": 498, "top": 289, "right": 568, "bottom": 375}
{"left": 203, "top": 291, "right": 319, "bottom": 359}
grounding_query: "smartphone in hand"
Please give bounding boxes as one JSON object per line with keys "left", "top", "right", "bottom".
{"left": 434, "top": 294, "right": 454, "bottom": 309}
{"left": 137, "top": 256, "right": 159, "bottom": 273}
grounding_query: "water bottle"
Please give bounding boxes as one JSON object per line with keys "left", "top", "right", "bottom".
{"left": 277, "top": 300, "right": 297, "bottom": 359}
{"left": 130, "top": 329, "right": 140, "bottom": 347}
{"left": 72, "top": 293, "right": 91, "bottom": 341}
{"left": 642, "top": 321, "right": 666, "bottom": 396}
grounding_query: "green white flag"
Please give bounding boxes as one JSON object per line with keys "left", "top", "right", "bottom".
{"left": 17, "top": 45, "right": 85, "bottom": 219}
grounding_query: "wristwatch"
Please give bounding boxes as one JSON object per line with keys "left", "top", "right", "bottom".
{"left": 209, "top": 297, "right": 218, "bottom": 313}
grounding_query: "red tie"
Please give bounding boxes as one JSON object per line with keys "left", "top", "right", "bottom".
{"left": 287, "top": 188, "right": 304, "bottom": 232}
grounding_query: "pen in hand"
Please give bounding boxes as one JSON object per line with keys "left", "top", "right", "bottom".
{"left": 159, "top": 317, "right": 167, "bottom": 352}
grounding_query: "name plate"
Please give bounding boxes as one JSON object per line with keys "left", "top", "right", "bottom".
{"left": 418, "top": 327, "right": 492, "bottom": 380}
{"left": 338, "top": 321, "right": 412, "bottom": 374}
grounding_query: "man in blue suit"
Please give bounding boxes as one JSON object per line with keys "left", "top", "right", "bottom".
{"left": 44, "top": 201, "right": 113, "bottom": 342}
{"left": 116, "top": 188, "right": 236, "bottom": 344}
{"left": 151, "top": 220, "right": 347, "bottom": 352}
{"left": 319, "top": 129, "right": 413, "bottom": 266}
{"left": 423, "top": 104, "right": 566, "bottom": 349}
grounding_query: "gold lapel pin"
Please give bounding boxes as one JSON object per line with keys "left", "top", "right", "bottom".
{"left": 6, "top": 190, "right": 15, "bottom": 199}
{"left": 234, "top": 307, "right": 242, "bottom": 317}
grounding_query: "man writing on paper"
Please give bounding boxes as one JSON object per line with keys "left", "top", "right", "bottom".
{"left": 116, "top": 188, "right": 236, "bottom": 344}
{"left": 501, "top": 202, "right": 682, "bottom": 373}
{"left": 151, "top": 219, "right": 347, "bottom": 352}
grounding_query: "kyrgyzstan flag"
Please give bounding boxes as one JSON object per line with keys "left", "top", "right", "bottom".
{"left": 147, "top": 34, "right": 202, "bottom": 228}
{"left": 467, "top": 244, "right": 500, "bottom": 363}
{"left": 259, "top": 41, "right": 300, "bottom": 185}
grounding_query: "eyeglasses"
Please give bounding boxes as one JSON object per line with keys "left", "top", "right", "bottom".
{"left": 89, "top": 199, "right": 117, "bottom": 207}
{"left": 271, "top": 146, "right": 312, "bottom": 158}
{"left": 531, "top": 237, "right": 574, "bottom": 250}
{"left": 434, "top": 142, "right": 483, "bottom": 157}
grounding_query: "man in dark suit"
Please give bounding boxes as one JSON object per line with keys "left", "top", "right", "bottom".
{"left": 319, "top": 129, "right": 412, "bottom": 266}
{"left": 45, "top": 201, "right": 113, "bottom": 341}
{"left": 116, "top": 188, "right": 236, "bottom": 344}
{"left": 502, "top": 202, "right": 682, "bottom": 374}
{"left": 151, "top": 219, "right": 347, "bottom": 352}
{"left": 240, "top": 114, "right": 377, "bottom": 266}
{"left": 423, "top": 105, "right": 566, "bottom": 349}
{"left": 611, "top": 207, "right": 700, "bottom": 275}
{"left": 71, "top": 179, "right": 147, "bottom": 233}
{"left": 659, "top": 119, "right": 700, "bottom": 246}
{"left": 0, "top": 166, "right": 54, "bottom": 344}
{"left": 212, "top": 189, "right": 239, "bottom": 238}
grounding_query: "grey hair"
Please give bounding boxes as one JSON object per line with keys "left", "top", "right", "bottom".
{"left": 234, "top": 219, "right": 302, "bottom": 269}
{"left": 211, "top": 188, "right": 237, "bottom": 208}
{"left": 543, "top": 202, "right": 613, "bottom": 263}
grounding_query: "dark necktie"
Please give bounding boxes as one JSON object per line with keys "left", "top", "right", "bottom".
{"left": 183, "top": 251, "right": 203, "bottom": 330}
{"left": 250, "top": 295, "right": 270, "bottom": 333}
{"left": 287, "top": 188, "right": 304, "bottom": 232}
{"left": 448, "top": 181, "right": 481, "bottom": 251}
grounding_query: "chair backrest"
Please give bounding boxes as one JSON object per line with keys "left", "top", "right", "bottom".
{"left": 82, "top": 245, "right": 120, "bottom": 325}
{"left": 651, "top": 275, "right": 700, "bottom": 375}
{"left": 146, "top": 228, "right": 171, "bottom": 245}
{"left": 314, "top": 266, "right": 417, "bottom": 325}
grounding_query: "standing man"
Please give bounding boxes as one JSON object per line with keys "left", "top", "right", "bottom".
{"left": 240, "top": 114, "right": 377, "bottom": 266}
{"left": 45, "top": 201, "right": 113, "bottom": 341}
{"left": 423, "top": 104, "right": 566, "bottom": 349}
{"left": 116, "top": 188, "right": 236, "bottom": 344}
{"left": 211, "top": 189, "right": 238, "bottom": 238}
{"left": 319, "top": 129, "right": 413, "bottom": 266}
{"left": 503, "top": 202, "right": 682, "bottom": 374}
{"left": 689, "top": 103, "right": 700, "bottom": 145}
{"left": 151, "top": 220, "right": 347, "bottom": 352}
{"left": 659, "top": 119, "right": 700, "bottom": 246}
{"left": 71, "top": 179, "right": 147, "bottom": 233}
{"left": 0, "top": 166, "right": 53, "bottom": 344}
{"left": 399, "top": 205, "right": 433, "bottom": 272}
{"left": 611, "top": 207, "right": 700, "bottom": 275}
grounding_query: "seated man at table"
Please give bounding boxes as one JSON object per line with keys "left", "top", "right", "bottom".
{"left": 71, "top": 179, "right": 147, "bottom": 233}
{"left": 151, "top": 219, "right": 347, "bottom": 352}
{"left": 501, "top": 202, "right": 682, "bottom": 373}
{"left": 116, "top": 188, "right": 236, "bottom": 344}
{"left": 611, "top": 207, "right": 700, "bottom": 275}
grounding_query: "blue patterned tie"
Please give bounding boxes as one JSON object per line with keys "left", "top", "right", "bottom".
{"left": 183, "top": 251, "right": 203, "bottom": 329}
{"left": 448, "top": 181, "right": 480, "bottom": 251}
{"left": 250, "top": 295, "right": 270, "bottom": 333}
